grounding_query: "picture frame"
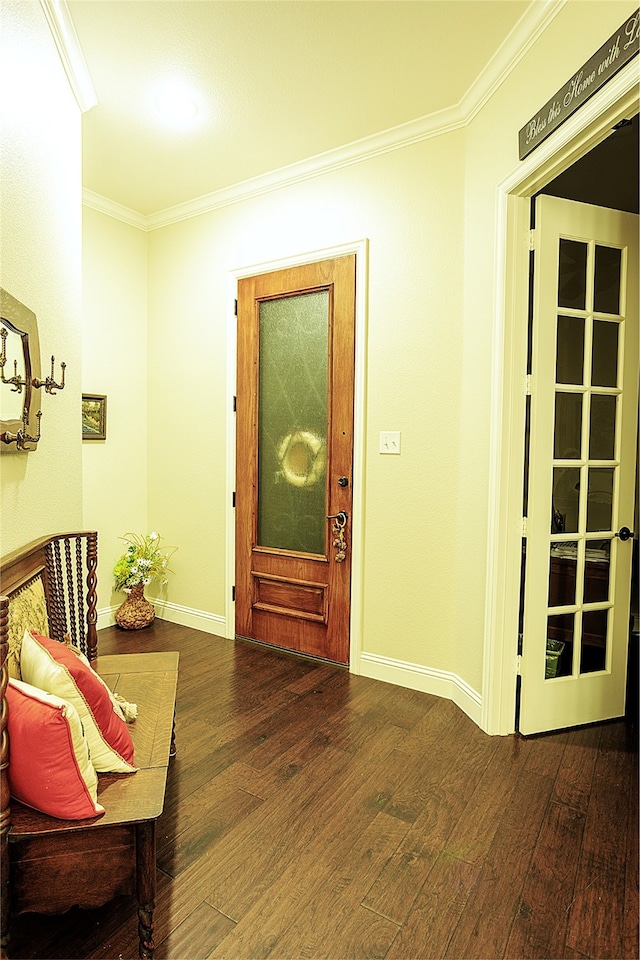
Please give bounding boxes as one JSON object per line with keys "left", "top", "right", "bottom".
{"left": 82, "top": 394, "right": 107, "bottom": 440}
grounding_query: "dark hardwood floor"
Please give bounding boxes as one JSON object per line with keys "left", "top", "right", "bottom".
{"left": 8, "top": 621, "right": 639, "bottom": 960}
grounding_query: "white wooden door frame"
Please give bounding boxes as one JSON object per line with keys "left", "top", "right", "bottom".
{"left": 225, "top": 239, "right": 369, "bottom": 675}
{"left": 482, "top": 57, "right": 639, "bottom": 735}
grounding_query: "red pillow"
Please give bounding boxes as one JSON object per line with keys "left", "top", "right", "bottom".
{"left": 20, "top": 630, "right": 136, "bottom": 774}
{"left": 7, "top": 679, "right": 104, "bottom": 820}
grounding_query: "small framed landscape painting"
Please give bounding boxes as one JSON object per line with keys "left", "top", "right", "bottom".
{"left": 82, "top": 394, "right": 107, "bottom": 440}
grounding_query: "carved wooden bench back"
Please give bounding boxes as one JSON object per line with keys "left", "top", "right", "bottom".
{"left": 1, "top": 532, "right": 98, "bottom": 677}
{"left": 0, "top": 531, "right": 99, "bottom": 957}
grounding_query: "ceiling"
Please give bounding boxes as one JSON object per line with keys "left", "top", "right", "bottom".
{"left": 69, "top": 0, "right": 535, "bottom": 217}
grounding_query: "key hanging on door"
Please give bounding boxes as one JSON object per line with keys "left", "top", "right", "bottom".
{"left": 327, "top": 510, "right": 348, "bottom": 562}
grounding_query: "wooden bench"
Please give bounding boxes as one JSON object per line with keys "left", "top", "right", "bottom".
{"left": 0, "top": 532, "right": 179, "bottom": 959}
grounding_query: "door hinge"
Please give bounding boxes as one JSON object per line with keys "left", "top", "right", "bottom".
{"left": 522, "top": 516, "right": 528, "bottom": 536}
{"left": 233, "top": 395, "right": 237, "bottom": 412}
{"left": 516, "top": 654, "right": 523, "bottom": 675}
{"left": 524, "top": 373, "right": 532, "bottom": 396}
{"left": 232, "top": 491, "right": 236, "bottom": 507}
{"left": 234, "top": 299, "right": 238, "bottom": 316}
{"left": 232, "top": 585, "right": 236, "bottom": 602}
{"left": 529, "top": 229, "right": 536, "bottom": 251}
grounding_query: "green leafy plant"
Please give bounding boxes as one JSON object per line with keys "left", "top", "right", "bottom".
{"left": 113, "top": 532, "right": 176, "bottom": 594}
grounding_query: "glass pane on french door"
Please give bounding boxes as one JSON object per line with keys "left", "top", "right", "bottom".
{"left": 548, "top": 243, "right": 622, "bottom": 680}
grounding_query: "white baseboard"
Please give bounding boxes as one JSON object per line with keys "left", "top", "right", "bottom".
{"left": 359, "top": 652, "right": 483, "bottom": 729}
{"left": 97, "top": 606, "right": 118, "bottom": 630}
{"left": 97, "top": 602, "right": 226, "bottom": 638}
{"left": 151, "top": 600, "right": 226, "bottom": 636}
{"left": 97, "top": 607, "right": 482, "bottom": 727}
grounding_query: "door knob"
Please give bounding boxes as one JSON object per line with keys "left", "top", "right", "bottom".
{"left": 614, "top": 526, "right": 635, "bottom": 541}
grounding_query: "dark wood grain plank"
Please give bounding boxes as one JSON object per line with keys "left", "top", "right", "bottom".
{"left": 437, "top": 729, "right": 530, "bottom": 865}
{"left": 201, "top": 721, "right": 406, "bottom": 920}
{"left": 623, "top": 744, "right": 639, "bottom": 960}
{"left": 445, "top": 769, "right": 553, "bottom": 959}
{"left": 505, "top": 799, "right": 586, "bottom": 959}
{"left": 565, "top": 722, "right": 636, "bottom": 959}
{"left": 158, "top": 786, "right": 263, "bottom": 877}
{"left": 361, "top": 707, "right": 497, "bottom": 925}
{"left": 384, "top": 850, "right": 481, "bottom": 959}
{"left": 522, "top": 727, "right": 568, "bottom": 778}
{"left": 208, "top": 811, "right": 407, "bottom": 960}
{"left": 552, "top": 723, "right": 601, "bottom": 813}
{"left": 9, "top": 622, "right": 636, "bottom": 960}
{"left": 315, "top": 906, "right": 400, "bottom": 960}
{"left": 154, "top": 900, "right": 235, "bottom": 959}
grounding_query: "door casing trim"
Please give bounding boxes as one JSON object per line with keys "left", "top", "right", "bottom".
{"left": 226, "top": 239, "right": 369, "bottom": 673}
{"left": 482, "top": 56, "right": 639, "bottom": 735}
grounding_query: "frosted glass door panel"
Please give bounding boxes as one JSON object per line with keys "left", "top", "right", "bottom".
{"left": 257, "top": 291, "right": 329, "bottom": 555}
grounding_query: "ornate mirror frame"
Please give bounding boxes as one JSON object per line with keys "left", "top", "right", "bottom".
{"left": 0, "top": 288, "right": 42, "bottom": 453}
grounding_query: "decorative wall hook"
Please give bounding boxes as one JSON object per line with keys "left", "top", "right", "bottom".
{"left": 33, "top": 355, "right": 66, "bottom": 394}
{"left": 0, "top": 288, "right": 67, "bottom": 453}
{"left": 0, "top": 327, "right": 28, "bottom": 393}
{"left": 1, "top": 410, "right": 42, "bottom": 450}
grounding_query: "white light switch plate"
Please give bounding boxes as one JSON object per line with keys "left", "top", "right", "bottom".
{"left": 379, "top": 431, "right": 401, "bottom": 454}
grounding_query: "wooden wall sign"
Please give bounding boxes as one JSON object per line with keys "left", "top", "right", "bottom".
{"left": 519, "top": 9, "right": 639, "bottom": 160}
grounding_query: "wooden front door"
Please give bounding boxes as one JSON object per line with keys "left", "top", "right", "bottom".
{"left": 235, "top": 256, "right": 356, "bottom": 664}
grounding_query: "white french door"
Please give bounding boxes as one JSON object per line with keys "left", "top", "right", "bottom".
{"left": 520, "top": 196, "right": 639, "bottom": 735}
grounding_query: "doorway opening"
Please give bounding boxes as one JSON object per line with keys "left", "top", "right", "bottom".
{"left": 516, "top": 116, "right": 639, "bottom": 732}
{"left": 235, "top": 256, "right": 356, "bottom": 665}
{"left": 483, "top": 66, "right": 639, "bottom": 737}
{"left": 226, "top": 241, "right": 369, "bottom": 674}
{"left": 515, "top": 115, "right": 638, "bottom": 730}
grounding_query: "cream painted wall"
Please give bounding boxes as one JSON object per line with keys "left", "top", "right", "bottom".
{"left": 458, "top": 0, "right": 638, "bottom": 690}
{"left": 77, "top": 0, "right": 637, "bottom": 725}
{"left": 456, "top": 0, "right": 637, "bottom": 730}
{"left": 0, "top": 0, "right": 83, "bottom": 554}
{"left": 71, "top": 0, "right": 634, "bottom": 719}
{"left": 146, "top": 132, "right": 468, "bottom": 674}
{"left": 82, "top": 208, "right": 148, "bottom": 613}
{"left": 1, "top": 0, "right": 631, "bottom": 725}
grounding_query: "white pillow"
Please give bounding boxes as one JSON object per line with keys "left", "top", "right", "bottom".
{"left": 20, "top": 629, "right": 137, "bottom": 774}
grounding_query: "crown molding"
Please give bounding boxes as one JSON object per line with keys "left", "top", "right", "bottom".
{"left": 39, "top": 0, "right": 97, "bottom": 113}
{"left": 460, "top": 0, "right": 567, "bottom": 122}
{"left": 145, "top": 104, "right": 467, "bottom": 230}
{"left": 85, "top": 0, "right": 566, "bottom": 231}
{"left": 82, "top": 189, "right": 148, "bottom": 231}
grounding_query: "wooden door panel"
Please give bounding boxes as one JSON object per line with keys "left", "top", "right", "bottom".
{"left": 252, "top": 571, "right": 328, "bottom": 623}
{"left": 236, "top": 256, "right": 355, "bottom": 664}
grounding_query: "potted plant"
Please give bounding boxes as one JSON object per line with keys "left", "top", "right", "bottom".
{"left": 113, "top": 532, "right": 176, "bottom": 630}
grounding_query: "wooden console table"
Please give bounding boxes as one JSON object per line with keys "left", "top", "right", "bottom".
{"left": 5, "top": 651, "right": 179, "bottom": 959}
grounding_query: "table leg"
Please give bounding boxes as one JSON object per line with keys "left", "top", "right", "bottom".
{"left": 136, "top": 821, "right": 156, "bottom": 959}
{"left": 170, "top": 708, "right": 177, "bottom": 758}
